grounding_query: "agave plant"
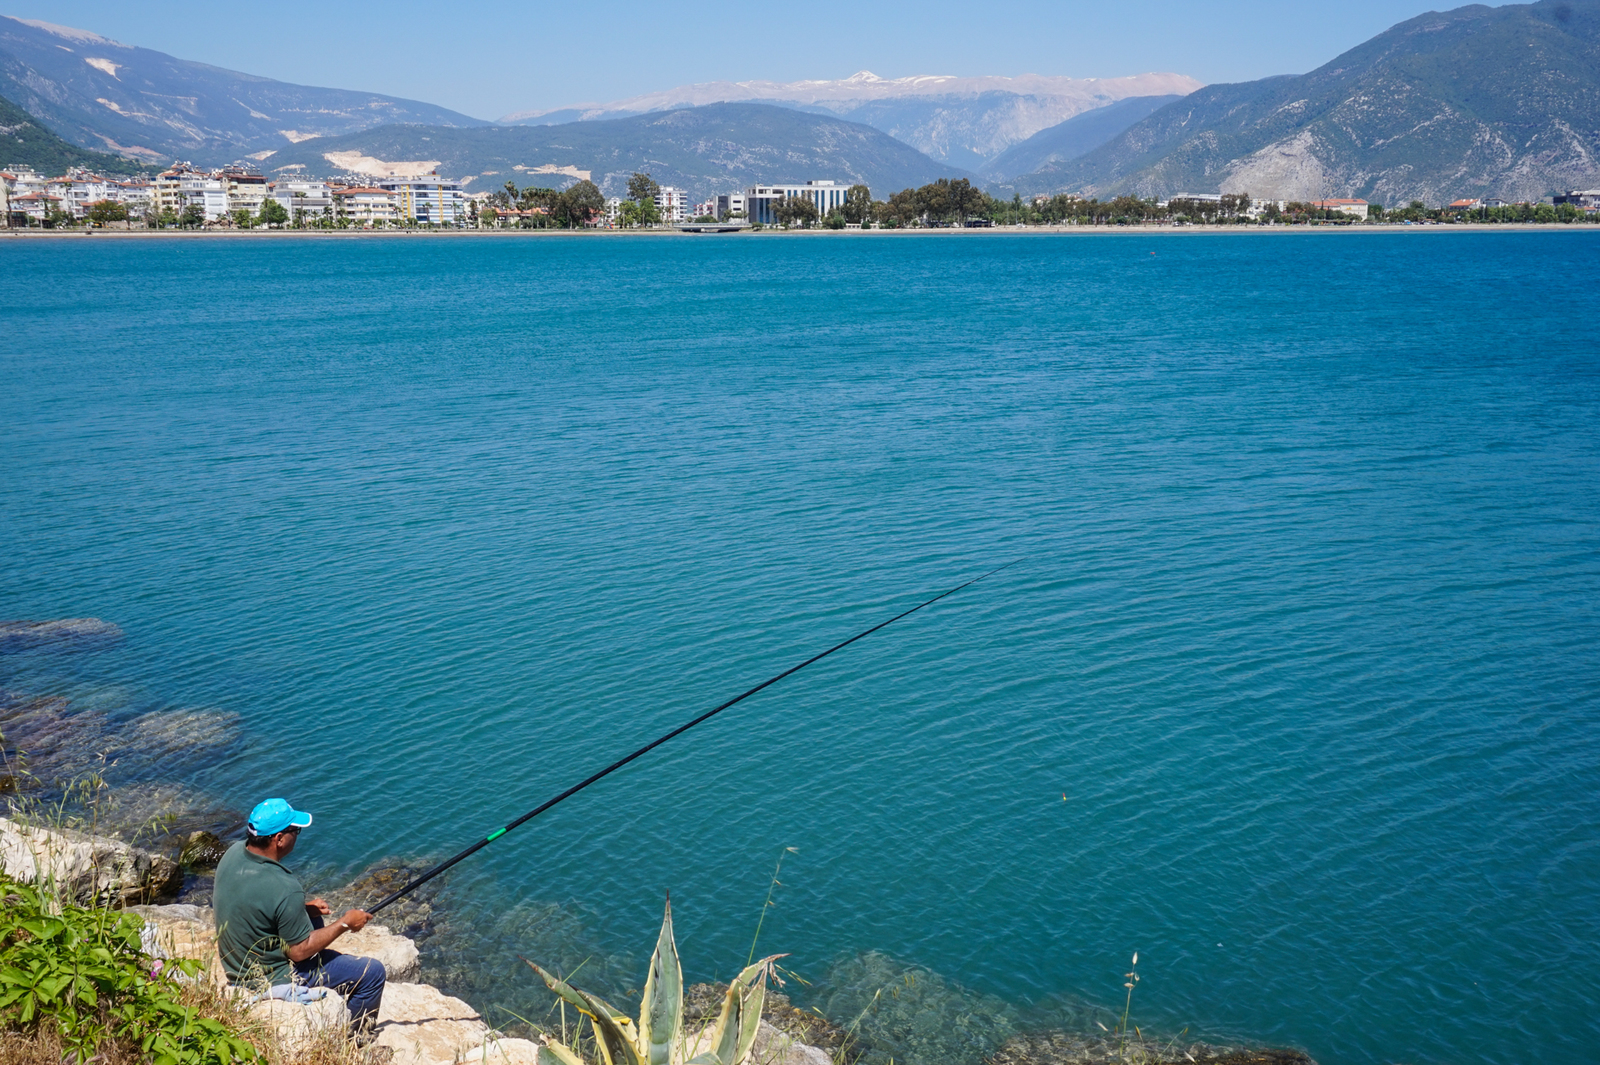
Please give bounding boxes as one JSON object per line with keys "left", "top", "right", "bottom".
{"left": 529, "top": 898, "right": 780, "bottom": 1065}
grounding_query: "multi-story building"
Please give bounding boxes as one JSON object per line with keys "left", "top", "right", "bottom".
{"left": 1309, "top": 198, "right": 1369, "bottom": 220}
{"left": 1553, "top": 189, "right": 1600, "bottom": 210}
{"left": 333, "top": 186, "right": 399, "bottom": 225}
{"left": 715, "top": 192, "right": 747, "bottom": 220}
{"left": 272, "top": 180, "right": 335, "bottom": 223}
{"left": 219, "top": 163, "right": 270, "bottom": 217}
{"left": 7, "top": 191, "right": 62, "bottom": 222}
{"left": 603, "top": 197, "right": 624, "bottom": 227}
{"left": 45, "top": 169, "right": 112, "bottom": 218}
{"left": 157, "top": 163, "right": 230, "bottom": 221}
{"left": 654, "top": 185, "right": 688, "bottom": 223}
{"left": 3, "top": 167, "right": 46, "bottom": 223}
{"left": 116, "top": 180, "right": 155, "bottom": 217}
{"left": 378, "top": 176, "right": 466, "bottom": 226}
{"left": 3, "top": 167, "right": 48, "bottom": 199}
{"left": 745, "top": 180, "right": 848, "bottom": 225}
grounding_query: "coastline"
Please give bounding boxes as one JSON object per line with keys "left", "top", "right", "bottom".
{"left": 3, "top": 222, "right": 1597, "bottom": 241}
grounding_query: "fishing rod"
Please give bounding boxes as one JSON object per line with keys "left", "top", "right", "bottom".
{"left": 368, "top": 560, "right": 1018, "bottom": 915}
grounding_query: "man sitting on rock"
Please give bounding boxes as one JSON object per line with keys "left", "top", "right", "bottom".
{"left": 213, "top": 797, "right": 387, "bottom": 1040}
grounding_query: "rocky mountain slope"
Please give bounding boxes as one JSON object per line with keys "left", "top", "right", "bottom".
{"left": 263, "top": 102, "right": 973, "bottom": 200}
{"left": 500, "top": 70, "right": 1202, "bottom": 170}
{"left": 1009, "top": 0, "right": 1600, "bottom": 204}
{"left": 0, "top": 16, "right": 485, "bottom": 166}
{"left": 1, "top": 92, "right": 153, "bottom": 174}
{"left": 979, "top": 94, "right": 1183, "bottom": 181}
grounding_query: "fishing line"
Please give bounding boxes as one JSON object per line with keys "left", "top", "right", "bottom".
{"left": 368, "top": 560, "right": 1020, "bottom": 915}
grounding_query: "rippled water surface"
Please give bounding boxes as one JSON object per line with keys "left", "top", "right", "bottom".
{"left": 3, "top": 231, "right": 1598, "bottom": 1065}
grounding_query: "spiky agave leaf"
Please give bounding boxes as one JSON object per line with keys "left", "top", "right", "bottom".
{"left": 699, "top": 956, "right": 782, "bottom": 1065}
{"left": 539, "top": 1039, "right": 587, "bottom": 1065}
{"left": 637, "top": 897, "right": 684, "bottom": 1065}
{"left": 527, "top": 960, "right": 644, "bottom": 1065}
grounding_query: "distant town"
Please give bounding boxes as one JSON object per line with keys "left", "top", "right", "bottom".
{"left": 5, "top": 161, "right": 1600, "bottom": 231}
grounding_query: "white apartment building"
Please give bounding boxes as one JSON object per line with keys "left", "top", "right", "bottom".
{"left": 745, "top": 180, "right": 848, "bottom": 225}
{"left": 157, "top": 164, "right": 230, "bottom": 221}
{"left": 715, "top": 192, "right": 746, "bottom": 219}
{"left": 334, "top": 186, "right": 398, "bottom": 224}
{"left": 379, "top": 176, "right": 466, "bottom": 226}
{"left": 691, "top": 199, "right": 717, "bottom": 219}
{"left": 45, "top": 170, "right": 111, "bottom": 218}
{"left": 603, "top": 197, "right": 624, "bottom": 226}
{"left": 273, "top": 180, "right": 335, "bottom": 222}
{"left": 654, "top": 185, "right": 687, "bottom": 223}
{"left": 116, "top": 180, "right": 155, "bottom": 216}
{"left": 2, "top": 167, "right": 48, "bottom": 198}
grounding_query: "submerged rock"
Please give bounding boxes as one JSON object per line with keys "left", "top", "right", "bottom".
{"left": 811, "top": 951, "right": 1019, "bottom": 1065}
{"left": 990, "top": 1032, "right": 1318, "bottom": 1065}
{"left": 0, "top": 618, "right": 124, "bottom": 650}
{"left": 319, "top": 861, "right": 446, "bottom": 943}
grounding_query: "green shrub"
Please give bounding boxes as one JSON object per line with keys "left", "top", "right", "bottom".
{"left": 0, "top": 874, "right": 259, "bottom": 1064}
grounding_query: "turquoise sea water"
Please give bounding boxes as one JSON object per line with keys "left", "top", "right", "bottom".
{"left": 3, "top": 231, "right": 1598, "bottom": 1065}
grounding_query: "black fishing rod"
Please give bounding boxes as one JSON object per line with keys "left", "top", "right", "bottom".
{"left": 368, "top": 561, "right": 1018, "bottom": 915}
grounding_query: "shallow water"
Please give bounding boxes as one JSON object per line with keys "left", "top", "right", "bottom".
{"left": 3, "top": 231, "right": 1598, "bottom": 1065}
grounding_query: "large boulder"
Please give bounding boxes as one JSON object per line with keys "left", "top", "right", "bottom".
{"left": 374, "top": 982, "right": 494, "bottom": 1065}
{"left": 127, "top": 903, "right": 227, "bottom": 986}
{"left": 246, "top": 991, "right": 351, "bottom": 1058}
{"left": 0, "top": 815, "right": 181, "bottom": 905}
{"left": 439, "top": 1037, "right": 544, "bottom": 1064}
{"left": 341, "top": 922, "right": 422, "bottom": 983}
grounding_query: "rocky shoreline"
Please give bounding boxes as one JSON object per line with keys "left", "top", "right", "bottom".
{"left": 2, "top": 618, "right": 1317, "bottom": 1065}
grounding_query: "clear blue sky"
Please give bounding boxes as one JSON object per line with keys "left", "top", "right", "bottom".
{"left": 11, "top": 0, "right": 1460, "bottom": 120}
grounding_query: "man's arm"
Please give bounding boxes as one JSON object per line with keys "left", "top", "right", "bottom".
{"left": 284, "top": 909, "right": 372, "bottom": 964}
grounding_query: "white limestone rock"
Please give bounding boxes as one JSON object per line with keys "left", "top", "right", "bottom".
{"left": 0, "top": 815, "right": 180, "bottom": 906}
{"left": 247, "top": 991, "right": 351, "bottom": 1057}
{"left": 750, "top": 1020, "right": 833, "bottom": 1065}
{"left": 375, "top": 981, "right": 492, "bottom": 1065}
{"left": 340, "top": 922, "right": 422, "bottom": 982}
{"left": 428, "top": 1036, "right": 545, "bottom": 1064}
{"left": 127, "top": 903, "right": 228, "bottom": 985}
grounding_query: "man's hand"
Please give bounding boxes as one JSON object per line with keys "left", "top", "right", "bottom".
{"left": 307, "top": 898, "right": 332, "bottom": 916}
{"left": 285, "top": 908, "right": 374, "bottom": 963}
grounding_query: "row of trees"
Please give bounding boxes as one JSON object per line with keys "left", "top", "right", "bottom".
{"left": 483, "top": 178, "right": 606, "bottom": 228}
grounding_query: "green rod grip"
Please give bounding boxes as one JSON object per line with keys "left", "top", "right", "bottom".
{"left": 485, "top": 828, "right": 507, "bottom": 843}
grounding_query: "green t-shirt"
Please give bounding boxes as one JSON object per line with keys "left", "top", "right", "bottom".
{"left": 212, "top": 841, "right": 315, "bottom": 985}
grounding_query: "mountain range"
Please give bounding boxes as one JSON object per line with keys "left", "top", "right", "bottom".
{"left": 0, "top": 16, "right": 483, "bottom": 165}
{"left": 1011, "top": 0, "right": 1600, "bottom": 203}
{"left": 500, "top": 71, "right": 1202, "bottom": 170}
{"left": 979, "top": 95, "right": 1184, "bottom": 181}
{"left": 6, "top": 2, "right": 1598, "bottom": 206}
{"left": 261, "top": 103, "right": 972, "bottom": 202}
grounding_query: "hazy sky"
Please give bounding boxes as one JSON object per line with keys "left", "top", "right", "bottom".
{"left": 11, "top": 0, "right": 1461, "bottom": 119}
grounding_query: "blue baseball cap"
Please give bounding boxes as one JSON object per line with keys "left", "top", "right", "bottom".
{"left": 248, "top": 798, "right": 313, "bottom": 836}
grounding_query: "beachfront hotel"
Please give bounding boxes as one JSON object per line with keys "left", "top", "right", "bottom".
{"left": 746, "top": 180, "right": 849, "bottom": 224}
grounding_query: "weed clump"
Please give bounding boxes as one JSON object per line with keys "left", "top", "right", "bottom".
{"left": 0, "top": 874, "right": 258, "bottom": 1063}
